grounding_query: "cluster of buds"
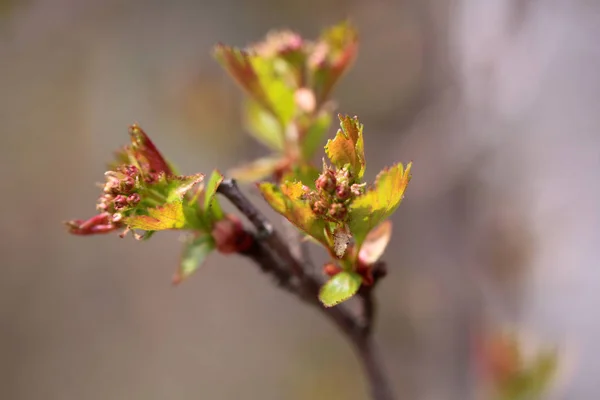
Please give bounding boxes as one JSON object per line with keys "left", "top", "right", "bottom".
{"left": 305, "top": 163, "right": 365, "bottom": 223}
{"left": 66, "top": 124, "right": 173, "bottom": 237}
{"left": 98, "top": 165, "right": 142, "bottom": 213}
{"left": 67, "top": 164, "right": 146, "bottom": 236}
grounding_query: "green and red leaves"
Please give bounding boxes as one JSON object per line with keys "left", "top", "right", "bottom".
{"left": 258, "top": 181, "right": 329, "bottom": 246}
{"left": 216, "top": 22, "right": 359, "bottom": 183}
{"left": 309, "top": 21, "right": 358, "bottom": 105}
{"left": 213, "top": 45, "right": 296, "bottom": 130}
{"left": 126, "top": 201, "right": 187, "bottom": 231}
{"left": 318, "top": 271, "right": 362, "bottom": 307}
{"left": 258, "top": 114, "right": 412, "bottom": 306}
{"left": 325, "top": 114, "right": 365, "bottom": 179}
{"left": 349, "top": 161, "right": 411, "bottom": 249}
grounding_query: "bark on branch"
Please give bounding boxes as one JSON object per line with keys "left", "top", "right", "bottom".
{"left": 217, "top": 179, "right": 395, "bottom": 400}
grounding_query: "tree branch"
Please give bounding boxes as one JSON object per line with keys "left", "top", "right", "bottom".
{"left": 217, "top": 178, "right": 395, "bottom": 400}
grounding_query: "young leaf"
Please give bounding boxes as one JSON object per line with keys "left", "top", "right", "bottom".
{"left": 358, "top": 220, "right": 392, "bottom": 265}
{"left": 229, "top": 157, "right": 284, "bottom": 183}
{"left": 250, "top": 56, "right": 296, "bottom": 126}
{"left": 213, "top": 45, "right": 296, "bottom": 127}
{"left": 126, "top": 201, "right": 188, "bottom": 231}
{"left": 349, "top": 162, "right": 411, "bottom": 248}
{"left": 204, "top": 170, "right": 224, "bottom": 223}
{"left": 213, "top": 45, "right": 270, "bottom": 109}
{"left": 244, "top": 99, "right": 285, "bottom": 151}
{"left": 128, "top": 124, "right": 173, "bottom": 176}
{"left": 258, "top": 182, "right": 328, "bottom": 246}
{"left": 319, "top": 271, "right": 362, "bottom": 307}
{"left": 164, "top": 174, "right": 205, "bottom": 203}
{"left": 173, "top": 235, "right": 216, "bottom": 284}
{"left": 301, "top": 109, "right": 332, "bottom": 160}
{"left": 309, "top": 21, "right": 358, "bottom": 104}
{"left": 324, "top": 114, "right": 365, "bottom": 179}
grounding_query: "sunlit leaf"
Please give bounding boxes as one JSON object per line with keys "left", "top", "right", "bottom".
{"left": 349, "top": 162, "right": 411, "bottom": 248}
{"left": 204, "top": 170, "right": 224, "bottom": 223}
{"left": 259, "top": 182, "right": 328, "bottom": 246}
{"left": 164, "top": 174, "right": 205, "bottom": 203}
{"left": 281, "top": 181, "right": 305, "bottom": 200}
{"left": 173, "top": 235, "right": 215, "bottom": 284}
{"left": 318, "top": 271, "right": 362, "bottom": 307}
{"left": 358, "top": 220, "right": 392, "bottom": 264}
{"left": 244, "top": 99, "right": 285, "bottom": 151}
{"left": 324, "top": 114, "right": 365, "bottom": 179}
{"left": 126, "top": 201, "right": 187, "bottom": 231}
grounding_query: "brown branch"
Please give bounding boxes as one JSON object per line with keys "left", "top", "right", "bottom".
{"left": 217, "top": 178, "right": 396, "bottom": 400}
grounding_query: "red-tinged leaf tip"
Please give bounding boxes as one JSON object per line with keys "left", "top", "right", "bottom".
{"left": 128, "top": 124, "right": 173, "bottom": 176}
{"left": 309, "top": 21, "right": 359, "bottom": 103}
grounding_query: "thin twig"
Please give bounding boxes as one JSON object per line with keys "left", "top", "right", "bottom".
{"left": 217, "top": 179, "right": 306, "bottom": 280}
{"left": 217, "top": 180, "right": 396, "bottom": 400}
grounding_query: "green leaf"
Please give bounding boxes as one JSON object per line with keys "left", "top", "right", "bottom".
{"left": 349, "top": 162, "right": 411, "bottom": 248}
{"left": 164, "top": 174, "right": 205, "bottom": 203}
{"left": 282, "top": 163, "right": 321, "bottom": 190}
{"left": 319, "top": 271, "right": 362, "bottom": 307}
{"left": 213, "top": 45, "right": 296, "bottom": 127}
{"left": 229, "top": 156, "right": 283, "bottom": 183}
{"left": 126, "top": 201, "right": 187, "bottom": 231}
{"left": 173, "top": 235, "right": 216, "bottom": 284}
{"left": 258, "top": 182, "right": 328, "bottom": 246}
{"left": 244, "top": 100, "right": 285, "bottom": 151}
{"left": 301, "top": 110, "right": 332, "bottom": 160}
{"left": 324, "top": 114, "right": 365, "bottom": 179}
{"left": 250, "top": 56, "right": 296, "bottom": 126}
{"left": 204, "top": 170, "right": 224, "bottom": 223}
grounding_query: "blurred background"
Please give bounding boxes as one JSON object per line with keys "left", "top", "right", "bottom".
{"left": 1, "top": 0, "right": 600, "bottom": 398}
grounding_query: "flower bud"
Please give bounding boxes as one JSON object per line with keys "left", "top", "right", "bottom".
{"left": 336, "top": 184, "right": 351, "bottom": 200}
{"left": 113, "top": 195, "right": 128, "bottom": 210}
{"left": 329, "top": 203, "right": 347, "bottom": 220}
{"left": 127, "top": 193, "right": 141, "bottom": 205}
{"left": 316, "top": 170, "right": 336, "bottom": 193}
{"left": 311, "top": 200, "right": 328, "bottom": 216}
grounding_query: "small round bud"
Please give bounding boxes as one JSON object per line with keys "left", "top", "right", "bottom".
{"left": 336, "top": 185, "right": 351, "bottom": 200}
{"left": 120, "top": 176, "right": 135, "bottom": 193}
{"left": 316, "top": 171, "right": 336, "bottom": 193}
{"left": 123, "top": 165, "right": 139, "bottom": 177}
{"left": 127, "top": 193, "right": 141, "bottom": 205}
{"left": 311, "top": 200, "right": 328, "bottom": 216}
{"left": 329, "top": 203, "right": 347, "bottom": 220}
{"left": 112, "top": 213, "right": 123, "bottom": 223}
{"left": 113, "top": 195, "right": 128, "bottom": 210}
